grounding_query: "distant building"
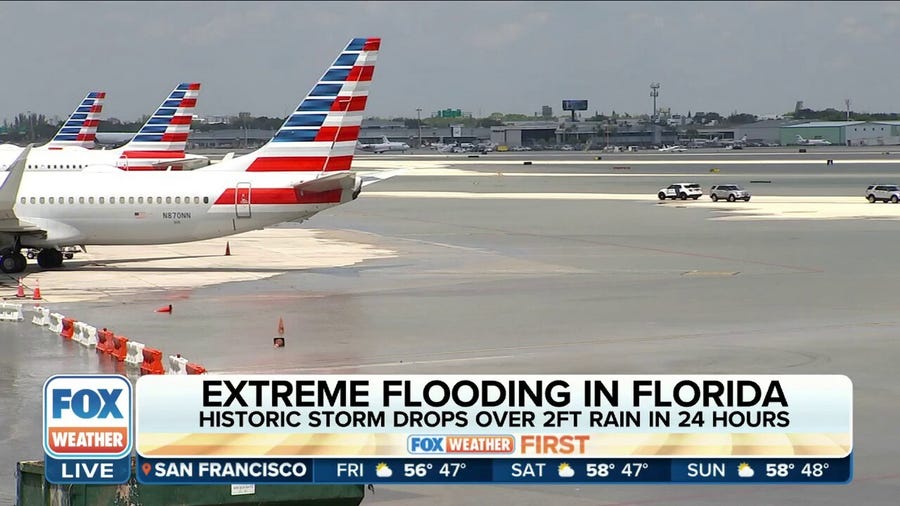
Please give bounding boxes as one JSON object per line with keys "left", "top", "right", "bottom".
{"left": 541, "top": 105, "right": 552, "bottom": 118}
{"left": 779, "top": 121, "right": 900, "bottom": 146}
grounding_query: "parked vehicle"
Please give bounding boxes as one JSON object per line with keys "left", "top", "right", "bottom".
{"left": 709, "top": 184, "right": 751, "bottom": 202}
{"left": 658, "top": 183, "right": 703, "bottom": 200}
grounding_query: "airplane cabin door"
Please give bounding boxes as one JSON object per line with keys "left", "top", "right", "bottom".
{"left": 235, "top": 182, "right": 251, "bottom": 218}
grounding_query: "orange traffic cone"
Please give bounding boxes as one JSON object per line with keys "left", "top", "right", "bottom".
{"left": 16, "top": 278, "right": 24, "bottom": 298}
{"left": 225, "top": 242, "right": 231, "bottom": 256}
{"left": 32, "top": 280, "right": 41, "bottom": 300}
{"left": 278, "top": 317, "right": 285, "bottom": 336}
{"left": 155, "top": 304, "right": 173, "bottom": 313}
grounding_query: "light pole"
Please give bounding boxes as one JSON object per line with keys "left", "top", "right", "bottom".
{"left": 416, "top": 108, "right": 423, "bottom": 148}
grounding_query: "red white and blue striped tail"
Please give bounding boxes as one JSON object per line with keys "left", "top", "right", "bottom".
{"left": 203, "top": 37, "right": 379, "bottom": 173}
{"left": 117, "top": 83, "right": 200, "bottom": 170}
{"left": 45, "top": 91, "right": 105, "bottom": 149}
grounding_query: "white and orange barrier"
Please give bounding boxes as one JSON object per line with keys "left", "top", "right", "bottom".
{"left": 167, "top": 355, "right": 189, "bottom": 374}
{"left": 96, "top": 329, "right": 114, "bottom": 354}
{"left": 110, "top": 335, "right": 129, "bottom": 361}
{"left": 0, "top": 302, "right": 23, "bottom": 322}
{"left": 141, "top": 347, "right": 165, "bottom": 375}
{"left": 72, "top": 322, "right": 98, "bottom": 348}
{"left": 48, "top": 313, "right": 64, "bottom": 333}
{"left": 125, "top": 341, "right": 146, "bottom": 367}
{"left": 186, "top": 363, "right": 208, "bottom": 374}
{"left": 60, "top": 317, "right": 76, "bottom": 339}
{"left": 32, "top": 306, "right": 50, "bottom": 326}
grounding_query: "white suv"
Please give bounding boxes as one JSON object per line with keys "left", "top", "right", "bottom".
{"left": 709, "top": 184, "right": 751, "bottom": 202}
{"left": 658, "top": 183, "right": 703, "bottom": 200}
{"left": 865, "top": 185, "right": 900, "bottom": 203}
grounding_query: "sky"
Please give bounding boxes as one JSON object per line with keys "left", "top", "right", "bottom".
{"left": 1, "top": 1, "right": 899, "bottom": 122}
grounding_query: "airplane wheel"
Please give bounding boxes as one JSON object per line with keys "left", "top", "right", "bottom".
{"left": 13, "top": 253, "right": 26, "bottom": 273}
{"left": 38, "top": 249, "right": 64, "bottom": 268}
{"left": 0, "top": 254, "right": 24, "bottom": 274}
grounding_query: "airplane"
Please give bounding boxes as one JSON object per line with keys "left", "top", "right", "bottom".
{"left": 357, "top": 135, "right": 410, "bottom": 153}
{"left": 0, "top": 91, "right": 105, "bottom": 155}
{"left": 0, "top": 37, "right": 391, "bottom": 274}
{"left": 724, "top": 135, "right": 749, "bottom": 149}
{"left": 658, "top": 144, "right": 687, "bottom": 152}
{"left": 45, "top": 91, "right": 107, "bottom": 149}
{"left": 0, "top": 83, "right": 208, "bottom": 172}
{"left": 796, "top": 135, "right": 832, "bottom": 146}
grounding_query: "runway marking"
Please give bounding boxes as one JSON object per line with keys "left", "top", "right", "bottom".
{"left": 219, "top": 354, "right": 516, "bottom": 374}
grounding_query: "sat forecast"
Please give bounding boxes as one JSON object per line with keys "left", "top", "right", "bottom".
{"left": 43, "top": 375, "right": 133, "bottom": 484}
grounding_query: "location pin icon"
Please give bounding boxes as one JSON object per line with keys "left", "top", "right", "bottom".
{"left": 142, "top": 462, "right": 152, "bottom": 475}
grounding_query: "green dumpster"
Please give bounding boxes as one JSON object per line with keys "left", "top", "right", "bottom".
{"left": 17, "top": 460, "right": 367, "bottom": 506}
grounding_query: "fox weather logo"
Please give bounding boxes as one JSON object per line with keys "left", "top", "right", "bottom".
{"left": 43, "top": 374, "right": 133, "bottom": 484}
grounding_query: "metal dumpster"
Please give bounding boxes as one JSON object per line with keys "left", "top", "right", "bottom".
{"left": 17, "top": 460, "right": 366, "bottom": 506}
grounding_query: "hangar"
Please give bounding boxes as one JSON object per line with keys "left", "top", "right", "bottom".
{"left": 780, "top": 121, "right": 900, "bottom": 146}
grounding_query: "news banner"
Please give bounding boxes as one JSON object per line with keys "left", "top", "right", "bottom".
{"left": 43, "top": 374, "right": 853, "bottom": 485}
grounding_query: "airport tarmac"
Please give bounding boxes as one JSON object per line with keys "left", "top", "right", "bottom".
{"left": 2, "top": 152, "right": 900, "bottom": 504}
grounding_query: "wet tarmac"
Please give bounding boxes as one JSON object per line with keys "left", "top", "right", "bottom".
{"left": 2, "top": 152, "right": 900, "bottom": 504}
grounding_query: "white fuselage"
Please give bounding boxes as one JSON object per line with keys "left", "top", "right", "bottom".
{"left": 0, "top": 145, "right": 207, "bottom": 171}
{"left": 2, "top": 167, "right": 354, "bottom": 249}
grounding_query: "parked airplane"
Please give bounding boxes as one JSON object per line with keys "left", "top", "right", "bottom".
{"left": 0, "top": 37, "right": 388, "bottom": 274}
{"left": 658, "top": 144, "right": 687, "bottom": 152}
{"left": 0, "top": 83, "right": 208, "bottom": 172}
{"left": 45, "top": 91, "right": 106, "bottom": 149}
{"left": 796, "top": 135, "right": 832, "bottom": 146}
{"left": 357, "top": 135, "right": 410, "bottom": 153}
{"left": 0, "top": 91, "right": 105, "bottom": 155}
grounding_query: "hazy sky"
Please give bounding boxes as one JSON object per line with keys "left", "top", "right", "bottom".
{"left": 1, "top": 1, "right": 899, "bottom": 122}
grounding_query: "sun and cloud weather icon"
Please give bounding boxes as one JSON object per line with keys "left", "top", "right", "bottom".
{"left": 737, "top": 462, "right": 755, "bottom": 478}
{"left": 558, "top": 463, "right": 575, "bottom": 478}
{"left": 375, "top": 463, "right": 393, "bottom": 478}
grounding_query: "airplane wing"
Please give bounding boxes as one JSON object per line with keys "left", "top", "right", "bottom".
{"left": 148, "top": 156, "right": 211, "bottom": 170}
{"left": 356, "top": 169, "right": 406, "bottom": 187}
{"left": 293, "top": 172, "right": 357, "bottom": 193}
{"left": 0, "top": 145, "right": 46, "bottom": 234}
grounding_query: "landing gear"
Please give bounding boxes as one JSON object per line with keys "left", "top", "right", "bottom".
{"left": 0, "top": 250, "right": 26, "bottom": 274}
{"left": 37, "top": 248, "right": 64, "bottom": 268}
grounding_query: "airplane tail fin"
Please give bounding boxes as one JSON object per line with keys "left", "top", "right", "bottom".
{"left": 382, "top": 136, "right": 390, "bottom": 144}
{"left": 202, "top": 38, "right": 379, "bottom": 173}
{"left": 117, "top": 83, "right": 201, "bottom": 169}
{"left": 45, "top": 92, "right": 105, "bottom": 149}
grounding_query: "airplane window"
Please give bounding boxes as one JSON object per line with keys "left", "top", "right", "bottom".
{"left": 166, "top": 197, "right": 172, "bottom": 204}
{"left": 79, "top": 197, "right": 84, "bottom": 204}
{"left": 99, "top": 197, "right": 105, "bottom": 204}
{"left": 129, "top": 197, "right": 134, "bottom": 204}
{"left": 49, "top": 197, "right": 55, "bottom": 204}
{"left": 119, "top": 197, "right": 126, "bottom": 204}
{"left": 156, "top": 197, "right": 162, "bottom": 204}
{"left": 59, "top": 196, "right": 64, "bottom": 204}
{"left": 194, "top": 197, "right": 199, "bottom": 204}
{"left": 30, "top": 197, "right": 35, "bottom": 204}
{"left": 203, "top": 197, "right": 209, "bottom": 204}
{"left": 175, "top": 197, "right": 181, "bottom": 204}
{"left": 138, "top": 197, "right": 144, "bottom": 204}
{"left": 68, "top": 197, "right": 74, "bottom": 204}
{"left": 89, "top": 197, "right": 94, "bottom": 204}
{"left": 39, "top": 197, "right": 45, "bottom": 204}
{"left": 20, "top": 197, "right": 25, "bottom": 204}
{"left": 184, "top": 196, "right": 190, "bottom": 203}
{"left": 110, "top": 196, "right": 115, "bottom": 204}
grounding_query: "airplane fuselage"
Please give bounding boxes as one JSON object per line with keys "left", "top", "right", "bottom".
{"left": 2, "top": 168, "right": 356, "bottom": 249}
{"left": 0, "top": 145, "right": 208, "bottom": 171}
